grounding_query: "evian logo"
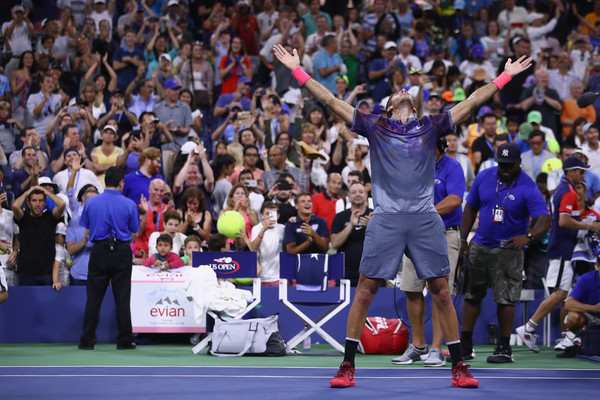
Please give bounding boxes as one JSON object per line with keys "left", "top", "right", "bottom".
{"left": 150, "top": 297, "right": 185, "bottom": 317}
{"left": 209, "top": 256, "right": 240, "bottom": 274}
{"left": 502, "top": 149, "right": 509, "bottom": 157}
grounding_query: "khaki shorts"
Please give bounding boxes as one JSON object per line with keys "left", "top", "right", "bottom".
{"left": 464, "top": 241, "right": 524, "bottom": 305}
{"left": 400, "top": 229, "right": 460, "bottom": 292}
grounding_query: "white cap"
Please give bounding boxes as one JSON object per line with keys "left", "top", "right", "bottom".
{"left": 159, "top": 53, "right": 172, "bottom": 62}
{"left": 167, "top": 0, "right": 179, "bottom": 6}
{"left": 56, "top": 222, "right": 67, "bottom": 236}
{"left": 180, "top": 141, "right": 198, "bottom": 155}
{"left": 527, "top": 13, "right": 544, "bottom": 24}
{"left": 102, "top": 125, "right": 117, "bottom": 134}
{"left": 383, "top": 41, "right": 397, "bottom": 50}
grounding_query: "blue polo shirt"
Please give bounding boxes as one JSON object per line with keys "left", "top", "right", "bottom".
{"left": 80, "top": 189, "right": 140, "bottom": 242}
{"left": 313, "top": 50, "right": 344, "bottom": 93}
{"left": 569, "top": 269, "right": 600, "bottom": 318}
{"left": 283, "top": 214, "right": 329, "bottom": 254}
{"left": 66, "top": 222, "right": 92, "bottom": 280}
{"left": 122, "top": 170, "right": 164, "bottom": 205}
{"left": 435, "top": 155, "right": 465, "bottom": 227}
{"left": 467, "top": 167, "right": 549, "bottom": 248}
{"left": 548, "top": 178, "right": 579, "bottom": 259}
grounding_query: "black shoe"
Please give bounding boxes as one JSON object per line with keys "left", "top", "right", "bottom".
{"left": 487, "top": 344, "right": 514, "bottom": 363}
{"left": 117, "top": 342, "right": 137, "bottom": 350}
{"left": 78, "top": 344, "right": 94, "bottom": 350}
{"left": 556, "top": 344, "right": 581, "bottom": 358}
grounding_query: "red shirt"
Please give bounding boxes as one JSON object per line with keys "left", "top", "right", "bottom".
{"left": 312, "top": 191, "right": 339, "bottom": 232}
{"left": 135, "top": 203, "right": 174, "bottom": 258}
{"left": 234, "top": 15, "right": 259, "bottom": 55}
{"left": 219, "top": 55, "right": 252, "bottom": 94}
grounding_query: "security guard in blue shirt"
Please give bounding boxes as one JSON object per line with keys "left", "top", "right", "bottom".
{"left": 79, "top": 166, "right": 140, "bottom": 350}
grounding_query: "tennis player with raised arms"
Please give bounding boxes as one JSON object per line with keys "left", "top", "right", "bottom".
{"left": 273, "top": 43, "right": 532, "bottom": 389}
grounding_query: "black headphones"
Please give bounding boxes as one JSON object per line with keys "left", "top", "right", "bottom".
{"left": 436, "top": 137, "right": 448, "bottom": 154}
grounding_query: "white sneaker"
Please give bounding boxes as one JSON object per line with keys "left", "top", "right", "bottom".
{"left": 555, "top": 332, "right": 580, "bottom": 351}
{"left": 516, "top": 325, "right": 539, "bottom": 353}
{"left": 423, "top": 348, "right": 446, "bottom": 367}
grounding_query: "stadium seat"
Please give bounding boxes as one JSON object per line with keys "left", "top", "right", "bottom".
{"left": 278, "top": 252, "right": 350, "bottom": 353}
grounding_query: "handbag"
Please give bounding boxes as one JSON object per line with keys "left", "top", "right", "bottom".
{"left": 358, "top": 317, "right": 409, "bottom": 355}
{"left": 210, "top": 314, "right": 286, "bottom": 357}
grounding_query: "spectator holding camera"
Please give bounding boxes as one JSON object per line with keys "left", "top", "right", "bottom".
{"left": 459, "top": 143, "right": 550, "bottom": 364}
{"left": 250, "top": 201, "right": 285, "bottom": 286}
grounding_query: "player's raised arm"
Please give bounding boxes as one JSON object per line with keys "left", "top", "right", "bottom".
{"left": 273, "top": 44, "right": 355, "bottom": 125}
{"left": 449, "top": 55, "right": 533, "bottom": 126}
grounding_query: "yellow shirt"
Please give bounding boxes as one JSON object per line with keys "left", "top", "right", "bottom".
{"left": 91, "top": 145, "right": 124, "bottom": 186}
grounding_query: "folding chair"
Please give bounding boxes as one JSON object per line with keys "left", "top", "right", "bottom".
{"left": 190, "top": 251, "right": 261, "bottom": 354}
{"left": 279, "top": 252, "right": 350, "bottom": 353}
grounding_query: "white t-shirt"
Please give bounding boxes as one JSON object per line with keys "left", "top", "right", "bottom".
{"left": 52, "top": 168, "right": 104, "bottom": 195}
{"left": 1, "top": 20, "right": 31, "bottom": 55}
{"left": 251, "top": 222, "right": 284, "bottom": 283}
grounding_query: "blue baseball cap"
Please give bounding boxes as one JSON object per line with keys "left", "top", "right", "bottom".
{"left": 238, "top": 76, "right": 252, "bottom": 84}
{"left": 478, "top": 105, "right": 493, "bottom": 118}
{"left": 163, "top": 79, "right": 181, "bottom": 90}
{"left": 563, "top": 156, "right": 590, "bottom": 171}
{"left": 471, "top": 44, "right": 484, "bottom": 58}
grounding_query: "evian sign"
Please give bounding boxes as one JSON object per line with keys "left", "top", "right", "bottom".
{"left": 209, "top": 256, "right": 240, "bottom": 274}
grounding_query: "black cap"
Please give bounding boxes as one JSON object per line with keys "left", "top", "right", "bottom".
{"left": 495, "top": 143, "right": 521, "bottom": 163}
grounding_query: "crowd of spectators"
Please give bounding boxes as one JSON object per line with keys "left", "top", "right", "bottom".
{"left": 2, "top": 0, "right": 600, "bottom": 293}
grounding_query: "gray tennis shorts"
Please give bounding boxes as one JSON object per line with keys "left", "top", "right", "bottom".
{"left": 400, "top": 229, "right": 460, "bottom": 292}
{"left": 360, "top": 212, "right": 450, "bottom": 280}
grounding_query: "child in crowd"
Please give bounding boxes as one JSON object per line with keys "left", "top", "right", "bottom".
{"left": 143, "top": 234, "right": 185, "bottom": 271}
{"left": 52, "top": 223, "right": 71, "bottom": 291}
{"left": 148, "top": 210, "right": 187, "bottom": 256}
{"left": 181, "top": 235, "right": 203, "bottom": 266}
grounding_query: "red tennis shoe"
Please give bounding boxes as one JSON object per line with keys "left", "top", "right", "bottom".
{"left": 330, "top": 361, "right": 355, "bottom": 388}
{"left": 451, "top": 361, "right": 479, "bottom": 388}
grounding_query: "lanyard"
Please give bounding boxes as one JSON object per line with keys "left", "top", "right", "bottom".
{"left": 67, "top": 170, "right": 81, "bottom": 193}
{"left": 40, "top": 92, "right": 53, "bottom": 114}
{"left": 495, "top": 179, "right": 516, "bottom": 209}
{"left": 148, "top": 202, "right": 163, "bottom": 232}
{"left": 531, "top": 154, "right": 544, "bottom": 178}
{"left": 114, "top": 112, "right": 123, "bottom": 124}
{"left": 484, "top": 138, "right": 494, "bottom": 153}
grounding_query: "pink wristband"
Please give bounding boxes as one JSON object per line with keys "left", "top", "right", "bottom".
{"left": 492, "top": 72, "right": 512, "bottom": 90}
{"left": 292, "top": 66, "right": 311, "bottom": 86}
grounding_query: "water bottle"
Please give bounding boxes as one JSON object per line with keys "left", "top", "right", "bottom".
{"left": 303, "top": 324, "right": 311, "bottom": 351}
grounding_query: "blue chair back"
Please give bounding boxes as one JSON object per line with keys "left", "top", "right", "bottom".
{"left": 192, "top": 251, "right": 258, "bottom": 279}
{"left": 280, "top": 253, "right": 345, "bottom": 291}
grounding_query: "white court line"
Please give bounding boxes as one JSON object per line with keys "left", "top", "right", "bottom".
{"left": 1, "top": 366, "right": 599, "bottom": 371}
{"left": 1, "top": 374, "right": 599, "bottom": 380}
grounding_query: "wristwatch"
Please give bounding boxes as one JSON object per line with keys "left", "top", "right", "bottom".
{"left": 526, "top": 232, "right": 534, "bottom": 241}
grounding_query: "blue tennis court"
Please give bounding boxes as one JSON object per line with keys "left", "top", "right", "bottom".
{"left": 3, "top": 365, "right": 599, "bottom": 400}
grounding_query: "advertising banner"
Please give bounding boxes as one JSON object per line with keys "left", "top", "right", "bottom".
{"left": 130, "top": 265, "right": 205, "bottom": 333}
